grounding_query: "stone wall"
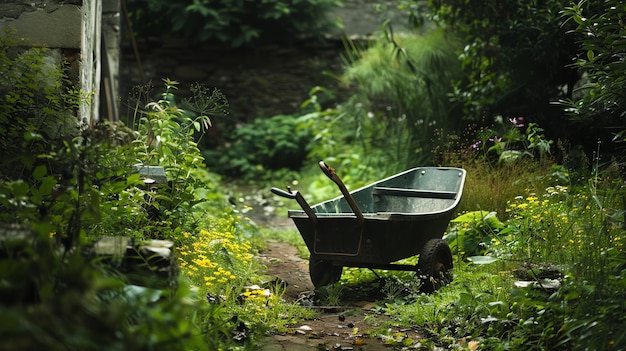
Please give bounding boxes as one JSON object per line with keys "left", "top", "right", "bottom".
{"left": 0, "top": 0, "right": 121, "bottom": 125}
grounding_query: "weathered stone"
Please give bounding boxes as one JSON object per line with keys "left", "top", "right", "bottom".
{"left": 93, "top": 236, "right": 177, "bottom": 289}
{"left": 0, "top": 5, "right": 82, "bottom": 48}
{"left": 93, "top": 236, "right": 131, "bottom": 256}
{"left": 102, "top": 0, "right": 119, "bottom": 13}
{"left": 132, "top": 164, "right": 168, "bottom": 184}
{"left": 0, "top": 4, "right": 26, "bottom": 19}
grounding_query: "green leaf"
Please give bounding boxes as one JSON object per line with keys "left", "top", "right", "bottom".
{"left": 23, "top": 131, "right": 43, "bottom": 141}
{"left": 33, "top": 164, "right": 47, "bottom": 179}
{"left": 12, "top": 180, "right": 29, "bottom": 197}
{"left": 483, "top": 212, "right": 504, "bottom": 229}
{"left": 499, "top": 150, "right": 523, "bottom": 163}
{"left": 451, "top": 210, "right": 493, "bottom": 223}
{"left": 192, "top": 187, "right": 210, "bottom": 200}
{"left": 467, "top": 256, "right": 498, "bottom": 264}
{"left": 126, "top": 173, "right": 142, "bottom": 186}
{"left": 38, "top": 177, "right": 56, "bottom": 196}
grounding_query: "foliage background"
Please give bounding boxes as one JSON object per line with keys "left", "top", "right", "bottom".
{"left": 126, "top": 0, "right": 342, "bottom": 47}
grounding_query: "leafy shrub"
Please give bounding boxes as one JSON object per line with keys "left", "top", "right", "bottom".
{"left": 0, "top": 29, "right": 81, "bottom": 182}
{"left": 204, "top": 114, "right": 312, "bottom": 180}
{"left": 341, "top": 29, "right": 463, "bottom": 167}
{"left": 559, "top": 0, "right": 626, "bottom": 163}
{"left": 469, "top": 116, "right": 553, "bottom": 164}
{"left": 444, "top": 210, "right": 507, "bottom": 257}
{"left": 0, "top": 227, "right": 212, "bottom": 351}
{"left": 127, "top": 0, "right": 341, "bottom": 47}
{"left": 0, "top": 30, "right": 253, "bottom": 349}
{"left": 87, "top": 80, "right": 232, "bottom": 240}
{"left": 425, "top": 0, "right": 580, "bottom": 124}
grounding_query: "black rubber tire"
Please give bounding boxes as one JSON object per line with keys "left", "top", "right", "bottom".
{"left": 309, "top": 257, "right": 342, "bottom": 288}
{"left": 417, "top": 239, "right": 453, "bottom": 293}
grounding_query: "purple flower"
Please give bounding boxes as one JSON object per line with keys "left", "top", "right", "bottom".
{"left": 489, "top": 136, "right": 502, "bottom": 143}
{"left": 471, "top": 140, "right": 482, "bottom": 150}
{"left": 509, "top": 117, "right": 524, "bottom": 128}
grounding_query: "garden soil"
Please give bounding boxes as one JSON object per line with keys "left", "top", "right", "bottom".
{"left": 121, "top": 1, "right": 420, "bottom": 348}
{"left": 258, "top": 240, "right": 426, "bottom": 351}
{"left": 238, "top": 3, "right": 417, "bottom": 347}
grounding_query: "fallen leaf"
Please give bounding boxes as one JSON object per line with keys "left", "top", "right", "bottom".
{"left": 352, "top": 337, "right": 365, "bottom": 346}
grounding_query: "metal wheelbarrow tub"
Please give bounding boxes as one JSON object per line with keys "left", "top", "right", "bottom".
{"left": 273, "top": 164, "right": 466, "bottom": 291}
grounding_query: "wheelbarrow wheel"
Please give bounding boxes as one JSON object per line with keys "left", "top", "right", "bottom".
{"left": 309, "top": 257, "right": 342, "bottom": 288}
{"left": 417, "top": 239, "right": 453, "bottom": 293}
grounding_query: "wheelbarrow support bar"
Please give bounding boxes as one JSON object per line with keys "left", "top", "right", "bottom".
{"left": 318, "top": 161, "right": 365, "bottom": 223}
{"left": 271, "top": 187, "right": 317, "bottom": 222}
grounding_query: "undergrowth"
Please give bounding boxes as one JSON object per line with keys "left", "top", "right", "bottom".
{"left": 265, "top": 134, "right": 626, "bottom": 350}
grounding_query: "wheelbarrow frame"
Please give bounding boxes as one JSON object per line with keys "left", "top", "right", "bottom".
{"left": 274, "top": 165, "right": 466, "bottom": 291}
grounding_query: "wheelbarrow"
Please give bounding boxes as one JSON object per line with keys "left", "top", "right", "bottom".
{"left": 272, "top": 162, "right": 467, "bottom": 292}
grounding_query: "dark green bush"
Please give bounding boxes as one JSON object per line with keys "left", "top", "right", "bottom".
{"left": 425, "top": 0, "right": 580, "bottom": 124}
{"left": 0, "top": 226, "right": 213, "bottom": 351}
{"left": 0, "top": 31, "right": 234, "bottom": 350}
{"left": 0, "top": 30, "right": 81, "bottom": 182}
{"left": 204, "top": 114, "right": 312, "bottom": 179}
{"left": 127, "top": 0, "right": 342, "bottom": 47}
{"left": 560, "top": 0, "right": 626, "bottom": 160}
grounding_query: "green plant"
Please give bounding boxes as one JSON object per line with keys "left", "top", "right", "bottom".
{"left": 177, "top": 219, "right": 317, "bottom": 338}
{"left": 0, "top": 29, "right": 265, "bottom": 350}
{"left": 0, "top": 29, "right": 82, "bottom": 182}
{"left": 471, "top": 117, "right": 553, "bottom": 164}
{"left": 341, "top": 28, "right": 463, "bottom": 168}
{"left": 559, "top": 0, "right": 626, "bottom": 162}
{"left": 444, "top": 210, "right": 508, "bottom": 257}
{"left": 0, "top": 226, "right": 218, "bottom": 351}
{"left": 315, "top": 283, "right": 345, "bottom": 306}
{"left": 425, "top": 0, "right": 579, "bottom": 124}
{"left": 293, "top": 87, "right": 405, "bottom": 203}
{"left": 127, "top": 0, "right": 341, "bottom": 47}
{"left": 99, "top": 79, "right": 231, "bottom": 240}
{"left": 204, "top": 114, "right": 312, "bottom": 180}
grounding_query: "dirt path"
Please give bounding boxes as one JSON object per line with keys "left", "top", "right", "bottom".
{"left": 257, "top": 241, "right": 425, "bottom": 351}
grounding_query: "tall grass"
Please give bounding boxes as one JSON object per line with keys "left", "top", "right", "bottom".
{"left": 378, "top": 160, "right": 626, "bottom": 350}
{"left": 432, "top": 129, "right": 554, "bottom": 218}
{"left": 340, "top": 29, "right": 463, "bottom": 168}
